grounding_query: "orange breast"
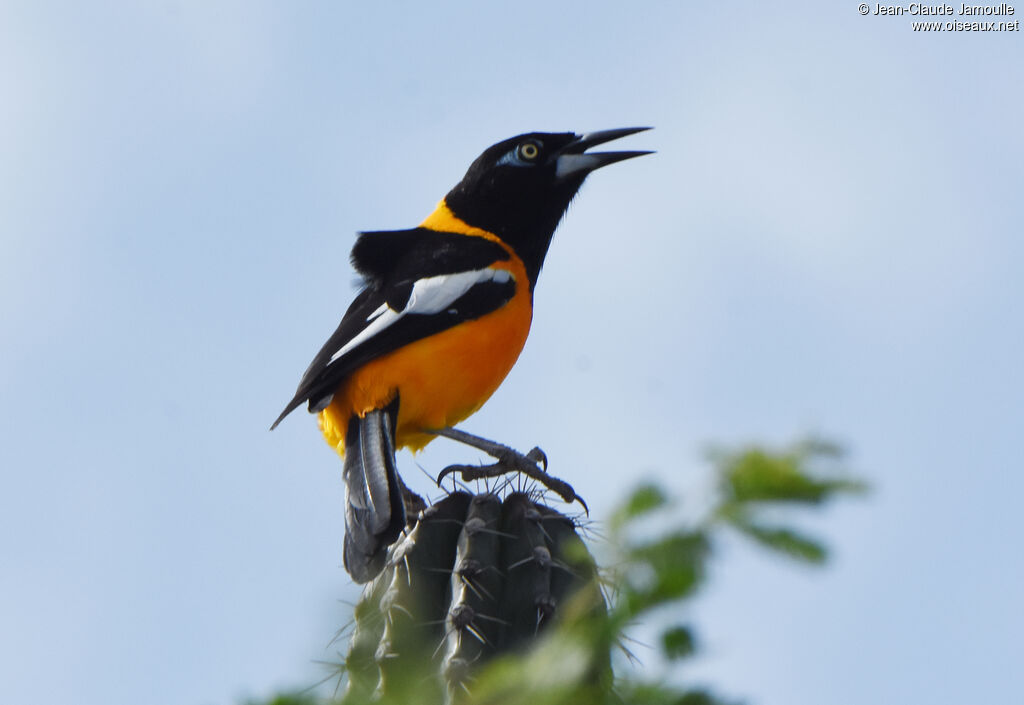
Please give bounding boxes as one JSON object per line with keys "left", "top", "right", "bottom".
{"left": 317, "top": 201, "right": 533, "bottom": 455}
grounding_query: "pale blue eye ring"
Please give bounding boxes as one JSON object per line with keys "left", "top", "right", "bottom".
{"left": 497, "top": 140, "right": 543, "bottom": 167}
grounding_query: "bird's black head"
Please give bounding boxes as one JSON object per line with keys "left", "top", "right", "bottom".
{"left": 444, "top": 127, "right": 652, "bottom": 285}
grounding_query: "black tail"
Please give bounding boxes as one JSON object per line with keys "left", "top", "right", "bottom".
{"left": 342, "top": 398, "right": 407, "bottom": 582}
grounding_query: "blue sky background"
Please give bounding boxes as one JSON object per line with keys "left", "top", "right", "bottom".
{"left": 2, "top": 2, "right": 1021, "bottom": 703}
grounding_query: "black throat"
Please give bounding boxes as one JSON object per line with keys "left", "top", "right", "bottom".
{"left": 444, "top": 177, "right": 584, "bottom": 291}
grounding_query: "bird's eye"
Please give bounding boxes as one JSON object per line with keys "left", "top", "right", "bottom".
{"left": 517, "top": 141, "right": 540, "bottom": 161}
{"left": 496, "top": 140, "right": 544, "bottom": 168}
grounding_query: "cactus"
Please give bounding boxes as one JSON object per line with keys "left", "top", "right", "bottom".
{"left": 340, "top": 490, "right": 605, "bottom": 703}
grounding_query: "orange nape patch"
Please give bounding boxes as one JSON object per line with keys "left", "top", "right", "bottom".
{"left": 419, "top": 199, "right": 502, "bottom": 241}
{"left": 318, "top": 204, "right": 533, "bottom": 456}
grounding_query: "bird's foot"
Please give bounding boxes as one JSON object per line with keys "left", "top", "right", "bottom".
{"left": 433, "top": 428, "right": 588, "bottom": 513}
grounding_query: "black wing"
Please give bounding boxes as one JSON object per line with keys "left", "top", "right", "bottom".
{"left": 271, "top": 229, "right": 516, "bottom": 429}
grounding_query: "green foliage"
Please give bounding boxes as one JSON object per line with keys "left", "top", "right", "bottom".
{"left": 247, "top": 436, "right": 864, "bottom": 705}
{"left": 661, "top": 625, "right": 696, "bottom": 661}
{"left": 729, "top": 521, "right": 827, "bottom": 564}
{"left": 712, "top": 437, "right": 866, "bottom": 566}
{"left": 618, "top": 530, "right": 709, "bottom": 615}
{"left": 610, "top": 483, "right": 670, "bottom": 529}
{"left": 243, "top": 694, "right": 322, "bottom": 705}
{"left": 712, "top": 437, "right": 866, "bottom": 506}
{"left": 615, "top": 684, "right": 741, "bottom": 705}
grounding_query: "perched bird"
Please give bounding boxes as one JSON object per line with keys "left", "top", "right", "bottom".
{"left": 273, "top": 128, "right": 652, "bottom": 581}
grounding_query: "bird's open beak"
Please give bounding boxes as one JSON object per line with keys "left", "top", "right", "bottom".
{"left": 554, "top": 127, "right": 653, "bottom": 179}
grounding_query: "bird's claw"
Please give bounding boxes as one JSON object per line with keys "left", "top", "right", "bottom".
{"left": 526, "top": 447, "right": 548, "bottom": 470}
{"left": 436, "top": 447, "right": 586, "bottom": 514}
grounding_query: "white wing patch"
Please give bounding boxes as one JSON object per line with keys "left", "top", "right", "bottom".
{"left": 365, "top": 302, "right": 389, "bottom": 322}
{"left": 328, "top": 268, "right": 513, "bottom": 364}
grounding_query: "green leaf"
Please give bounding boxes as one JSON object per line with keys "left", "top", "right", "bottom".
{"left": 661, "top": 625, "right": 696, "bottom": 660}
{"left": 673, "top": 690, "right": 740, "bottom": 705}
{"left": 622, "top": 531, "right": 709, "bottom": 611}
{"left": 718, "top": 447, "right": 865, "bottom": 506}
{"left": 243, "top": 694, "right": 322, "bottom": 705}
{"left": 616, "top": 683, "right": 740, "bottom": 705}
{"left": 611, "top": 483, "right": 669, "bottom": 529}
{"left": 732, "top": 521, "right": 828, "bottom": 564}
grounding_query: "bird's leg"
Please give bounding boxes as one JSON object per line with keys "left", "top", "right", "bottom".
{"left": 432, "top": 427, "right": 588, "bottom": 513}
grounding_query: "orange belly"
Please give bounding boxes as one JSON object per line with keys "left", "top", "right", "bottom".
{"left": 318, "top": 204, "right": 532, "bottom": 456}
